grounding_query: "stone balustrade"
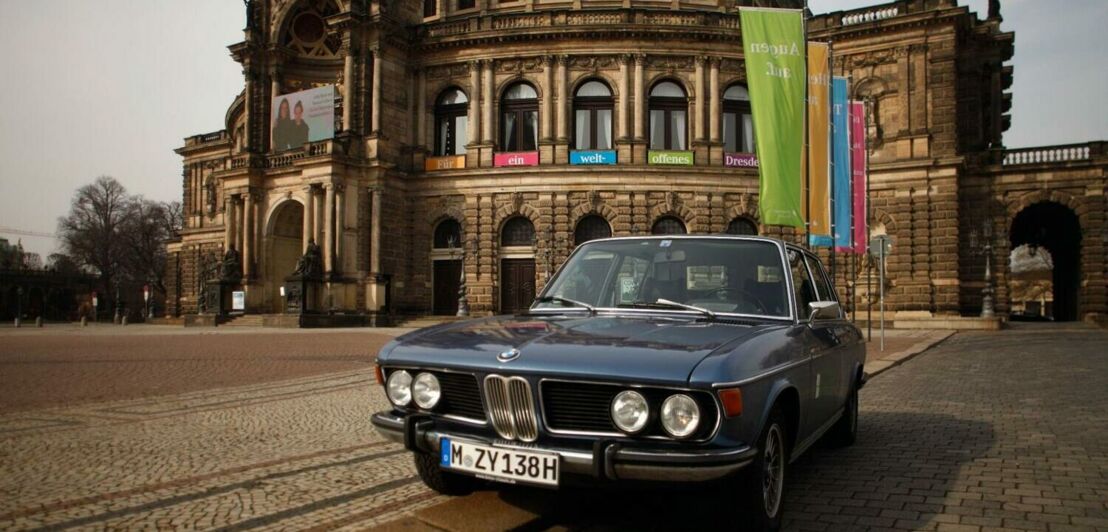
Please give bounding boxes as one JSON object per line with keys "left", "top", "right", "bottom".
{"left": 842, "top": 7, "right": 900, "bottom": 25}
{"left": 1002, "top": 143, "right": 1096, "bottom": 166}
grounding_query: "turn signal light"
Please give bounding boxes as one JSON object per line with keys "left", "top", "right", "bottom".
{"left": 374, "top": 364, "right": 385, "bottom": 385}
{"left": 718, "top": 388, "right": 743, "bottom": 418}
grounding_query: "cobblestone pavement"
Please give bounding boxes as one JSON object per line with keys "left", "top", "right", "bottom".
{"left": 1, "top": 327, "right": 1104, "bottom": 531}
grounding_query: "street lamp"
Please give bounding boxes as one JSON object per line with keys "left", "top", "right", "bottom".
{"left": 969, "top": 221, "right": 996, "bottom": 319}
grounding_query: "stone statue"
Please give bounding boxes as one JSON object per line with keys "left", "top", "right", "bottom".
{"left": 292, "top": 238, "right": 323, "bottom": 280}
{"left": 221, "top": 246, "right": 243, "bottom": 282}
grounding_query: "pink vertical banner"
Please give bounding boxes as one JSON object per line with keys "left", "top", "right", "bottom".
{"left": 849, "top": 101, "right": 868, "bottom": 254}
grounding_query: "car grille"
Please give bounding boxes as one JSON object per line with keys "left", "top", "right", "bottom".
{"left": 541, "top": 380, "right": 720, "bottom": 439}
{"left": 437, "top": 372, "right": 485, "bottom": 421}
{"left": 483, "top": 375, "right": 539, "bottom": 442}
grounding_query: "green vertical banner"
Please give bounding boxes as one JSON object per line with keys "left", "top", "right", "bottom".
{"left": 740, "top": 7, "right": 807, "bottom": 228}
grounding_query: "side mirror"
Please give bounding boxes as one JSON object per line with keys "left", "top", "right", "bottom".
{"left": 807, "top": 301, "right": 841, "bottom": 323}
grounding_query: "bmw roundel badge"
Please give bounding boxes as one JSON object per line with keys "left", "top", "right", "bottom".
{"left": 497, "top": 348, "right": 521, "bottom": 363}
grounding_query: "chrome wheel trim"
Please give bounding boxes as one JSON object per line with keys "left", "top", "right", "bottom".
{"left": 762, "top": 424, "right": 785, "bottom": 518}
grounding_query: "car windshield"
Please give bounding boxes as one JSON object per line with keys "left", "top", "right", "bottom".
{"left": 534, "top": 238, "right": 791, "bottom": 319}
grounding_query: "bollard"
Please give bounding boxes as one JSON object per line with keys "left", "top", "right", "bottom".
{"left": 36, "top": 317, "right": 43, "bottom": 328}
{"left": 121, "top": 315, "right": 129, "bottom": 326}
{"left": 13, "top": 318, "right": 20, "bottom": 328}
{"left": 81, "top": 316, "right": 88, "bottom": 327}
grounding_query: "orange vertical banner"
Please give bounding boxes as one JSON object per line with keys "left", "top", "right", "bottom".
{"left": 806, "top": 42, "right": 832, "bottom": 245}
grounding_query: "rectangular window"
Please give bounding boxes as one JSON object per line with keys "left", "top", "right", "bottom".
{"left": 424, "top": 0, "right": 437, "bottom": 17}
{"left": 723, "top": 112, "right": 737, "bottom": 153}
{"left": 742, "top": 114, "right": 755, "bottom": 152}
{"left": 502, "top": 112, "right": 517, "bottom": 151}
{"left": 575, "top": 110, "right": 591, "bottom": 150}
{"left": 670, "top": 110, "right": 686, "bottom": 150}
{"left": 454, "top": 115, "right": 468, "bottom": 155}
{"left": 596, "top": 109, "right": 612, "bottom": 150}
{"left": 649, "top": 110, "right": 665, "bottom": 149}
{"left": 458, "top": 0, "right": 476, "bottom": 10}
{"left": 522, "top": 110, "right": 538, "bottom": 151}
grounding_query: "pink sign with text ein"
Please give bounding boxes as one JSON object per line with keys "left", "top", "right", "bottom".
{"left": 494, "top": 151, "right": 539, "bottom": 167}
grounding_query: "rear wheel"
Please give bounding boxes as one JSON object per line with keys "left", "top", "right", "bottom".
{"left": 738, "top": 409, "right": 788, "bottom": 531}
{"left": 413, "top": 451, "right": 480, "bottom": 496}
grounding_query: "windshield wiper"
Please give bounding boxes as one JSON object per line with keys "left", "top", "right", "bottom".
{"left": 533, "top": 296, "right": 596, "bottom": 315}
{"left": 619, "top": 299, "right": 716, "bottom": 321}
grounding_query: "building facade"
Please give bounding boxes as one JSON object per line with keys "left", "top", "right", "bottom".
{"left": 167, "top": 0, "right": 1107, "bottom": 324}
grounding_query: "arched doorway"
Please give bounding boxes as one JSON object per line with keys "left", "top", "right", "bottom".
{"left": 499, "top": 217, "right": 536, "bottom": 314}
{"left": 1009, "top": 202, "right": 1081, "bottom": 321}
{"left": 267, "top": 201, "right": 305, "bottom": 312}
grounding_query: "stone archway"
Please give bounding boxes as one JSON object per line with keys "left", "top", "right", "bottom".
{"left": 1009, "top": 201, "right": 1081, "bottom": 321}
{"left": 266, "top": 201, "right": 305, "bottom": 312}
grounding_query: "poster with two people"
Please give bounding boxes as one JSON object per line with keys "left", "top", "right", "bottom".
{"left": 271, "top": 85, "right": 335, "bottom": 151}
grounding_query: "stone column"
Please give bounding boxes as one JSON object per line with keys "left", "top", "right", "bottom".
{"left": 709, "top": 58, "right": 721, "bottom": 143}
{"left": 252, "top": 193, "right": 260, "bottom": 278}
{"left": 303, "top": 187, "right": 314, "bottom": 252}
{"left": 481, "top": 60, "right": 494, "bottom": 144}
{"left": 313, "top": 188, "right": 324, "bottom": 246}
{"left": 334, "top": 185, "right": 344, "bottom": 273}
{"left": 370, "top": 187, "right": 382, "bottom": 274}
{"left": 618, "top": 54, "right": 629, "bottom": 139}
{"left": 541, "top": 56, "right": 553, "bottom": 141}
{"left": 242, "top": 192, "right": 253, "bottom": 278}
{"left": 343, "top": 53, "right": 354, "bottom": 132}
{"left": 324, "top": 184, "right": 335, "bottom": 273}
{"left": 416, "top": 69, "right": 427, "bottom": 148}
{"left": 224, "top": 196, "right": 234, "bottom": 251}
{"left": 555, "top": 55, "right": 568, "bottom": 142}
{"left": 694, "top": 56, "right": 706, "bottom": 142}
{"left": 468, "top": 61, "right": 481, "bottom": 147}
{"left": 371, "top": 47, "right": 382, "bottom": 134}
{"left": 633, "top": 54, "right": 645, "bottom": 140}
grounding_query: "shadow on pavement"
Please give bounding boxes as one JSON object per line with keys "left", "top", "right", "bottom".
{"left": 436, "top": 410, "right": 994, "bottom": 531}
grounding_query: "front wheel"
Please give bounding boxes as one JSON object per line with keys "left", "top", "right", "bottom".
{"left": 737, "top": 410, "right": 788, "bottom": 531}
{"left": 413, "top": 451, "right": 480, "bottom": 496}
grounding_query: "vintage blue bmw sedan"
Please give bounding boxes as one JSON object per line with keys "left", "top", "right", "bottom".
{"left": 371, "top": 236, "right": 865, "bottom": 530}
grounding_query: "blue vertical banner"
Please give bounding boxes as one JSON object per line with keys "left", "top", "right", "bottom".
{"left": 831, "top": 77, "right": 852, "bottom": 250}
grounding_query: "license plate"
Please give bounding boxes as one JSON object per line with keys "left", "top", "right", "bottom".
{"left": 440, "top": 437, "right": 559, "bottom": 487}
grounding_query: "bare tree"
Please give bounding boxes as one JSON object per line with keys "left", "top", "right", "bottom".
{"left": 57, "top": 176, "right": 132, "bottom": 302}
{"left": 119, "top": 197, "right": 173, "bottom": 297}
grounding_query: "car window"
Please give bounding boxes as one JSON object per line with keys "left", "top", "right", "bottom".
{"left": 805, "top": 254, "right": 836, "bottom": 303}
{"left": 788, "top": 249, "right": 817, "bottom": 318}
{"left": 537, "top": 238, "right": 791, "bottom": 318}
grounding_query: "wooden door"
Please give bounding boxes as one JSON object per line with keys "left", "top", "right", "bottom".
{"left": 500, "top": 258, "right": 536, "bottom": 314}
{"left": 433, "top": 260, "right": 462, "bottom": 315}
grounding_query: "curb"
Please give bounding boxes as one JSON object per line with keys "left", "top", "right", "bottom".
{"left": 864, "top": 331, "right": 956, "bottom": 380}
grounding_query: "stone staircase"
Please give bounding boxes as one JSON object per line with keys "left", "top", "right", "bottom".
{"left": 219, "top": 314, "right": 267, "bottom": 328}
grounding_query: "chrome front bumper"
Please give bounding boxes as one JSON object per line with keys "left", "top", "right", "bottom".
{"left": 371, "top": 411, "right": 756, "bottom": 483}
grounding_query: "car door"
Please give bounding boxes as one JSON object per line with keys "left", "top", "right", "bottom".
{"left": 788, "top": 249, "right": 837, "bottom": 439}
{"left": 804, "top": 253, "right": 845, "bottom": 426}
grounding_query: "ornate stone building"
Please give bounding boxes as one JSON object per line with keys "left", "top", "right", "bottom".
{"left": 167, "top": 0, "right": 1107, "bottom": 324}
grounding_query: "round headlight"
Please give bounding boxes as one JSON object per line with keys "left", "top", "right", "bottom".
{"left": 386, "top": 370, "right": 412, "bottom": 406}
{"left": 611, "top": 390, "right": 650, "bottom": 434}
{"left": 412, "top": 372, "right": 441, "bottom": 409}
{"left": 661, "top": 394, "right": 701, "bottom": 438}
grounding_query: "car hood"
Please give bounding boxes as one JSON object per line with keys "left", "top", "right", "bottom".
{"left": 379, "top": 313, "right": 782, "bottom": 385}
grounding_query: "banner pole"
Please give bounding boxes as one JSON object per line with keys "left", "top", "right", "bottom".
{"left": 803, "top": 29, "right": 811, "bottom": 247}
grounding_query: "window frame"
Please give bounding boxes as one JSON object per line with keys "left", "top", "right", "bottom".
{"left": 434, "top": 88, "right": 469, "bottom": 156}
{"left": 572, "top": 80, "right": 614, "bottom": 151}
{"left": 726, "top": 217, "right": 758, "bottom": 236}
{"left": 499, "top": 83, "right": 539, "bottom": 152}
{"left": 648, "top": 81, "right": 688, "bottom": 151}
{"left": 457, "top": 0, "right": 476, "bottom": 11}
{"left": 722, "top": 84, "right": 754, "bottom": 154}
{"left": 651, "top": 216, "right": 687, "bottom": 235}
{"left": 574, "top": 215, "right": 613, "bottom": 246}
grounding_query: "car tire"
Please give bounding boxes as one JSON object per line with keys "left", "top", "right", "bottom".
{"left": 827, "top": 379, "right": 858, "bottom": 448}
{"left": 413, "top": 451, "right": 480, "bottom": 496}
{"left": 738, "top": 408, "right": 788, "bottom": 531}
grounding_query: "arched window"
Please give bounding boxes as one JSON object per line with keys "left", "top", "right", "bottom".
{"left": 435, "top": 88, "right": 468, "bottom": 156}
{"left": 433, "top": 219, "right": 462, "bottom": 249}
{"left": 652, "top": 216, "right": 687, "bottom": 235}
{"left": 726, "top": 217, "right": 758, "bottom": 235}
{"left": 574, "top": 215, "right": 612, "bottom": 246}
{"left": 501, "top": 217, "right": 535, "bottom": 247}
{"left": 281, "top": 0, "right": 341, "bottom": 58}
{"left": 649, "top": 81, "right": 688, "bottom": 150}
{"left": 723, "top": 85, "right": 755, "bottom": 153}
{"left": 573, "top": 80, "right": 613, "bottom": 151}
{"left": 500, "top": 82, "right": 539, "bottom": 152}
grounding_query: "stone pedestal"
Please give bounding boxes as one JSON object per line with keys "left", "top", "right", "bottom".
{"left": 202, "top": 280, "right": 241, "bottom": 316}
{"left": 284, "top": 276, "right": 323, "bottom": 315}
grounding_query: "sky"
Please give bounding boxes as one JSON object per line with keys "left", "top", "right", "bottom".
{"left": 1, "top": 0, "right": 1106, "bottom": 260}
